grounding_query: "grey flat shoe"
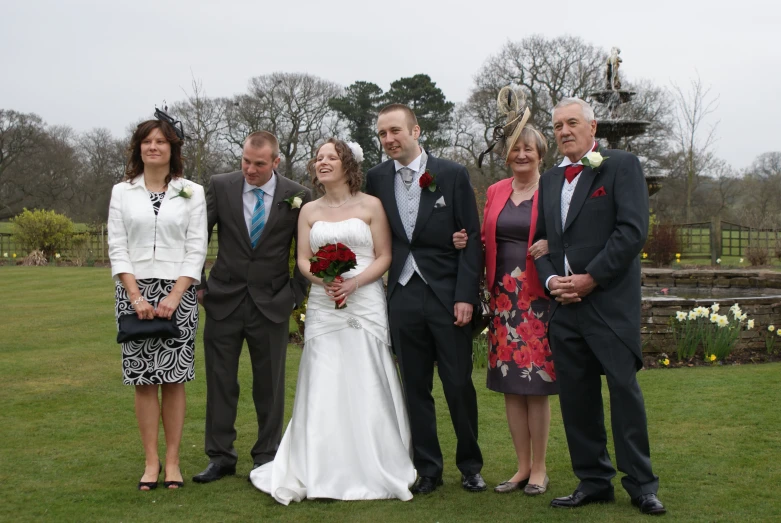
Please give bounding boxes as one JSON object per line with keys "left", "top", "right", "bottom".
{"left": 523, "top": 475, "right": 549, "bottom": 496}
{"left": 494, "top": 476, "right": 529, "bottom": 493}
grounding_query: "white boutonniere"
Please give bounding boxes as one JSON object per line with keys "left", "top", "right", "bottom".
{"left": 582, "top": 151, "right": 608, "bottom": 169}
{"left": 170, "top": 183, "right": 194, "bottom": 199}
{"left": 282, "top": 191, "right": 305, "bottom": 209}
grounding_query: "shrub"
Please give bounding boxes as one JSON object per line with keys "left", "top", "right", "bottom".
{"left": 22, "top": 250, "right": 48, "bottom": 266}
{"left": 11, "top": 209, "right": 73, "bottom": 258}
{"left": 69, "top": 233, "right": 91, "bottom": 267}
{"left": 645, "top": 223, "right": 680, "bottom": 267}
{"left": 746, "top": 244, "right": 770, "bottom": 266}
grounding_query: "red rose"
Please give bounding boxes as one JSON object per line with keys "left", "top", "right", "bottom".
{"left": 530, "top": 317, "right": 546, "bottom": 338}
{"left": 502, "top": 274, "right": 517, "bottom": 293}
{"left": 336, "top": 250, "right": 350, "bottom": 262}
{"left": 336, "top": 243, "right": 348, "bottom": 250}
{"left": 513, "top": 347, "right": 532, "bottom": 369}
{"left": 517, "top": 293, "right": 531, "bottom": 311}
{"left": 419, "top": 171, "right": 433, "bottom": 188}
{"left": 543, "top": 360, "right": 556, "bottom": 381}
{"left": 516, "top": 322, "right": 534, "bottom": 341}
{"left": 495, "top": 294, "right": 512, "bottom": 312}
{"left": 497, "top": 344, "right": 513, "bottom": 362}
{"left": 495, "top": 324, "right": 509, "bottom": 344}
{"left": 323, "top": 244, "right": 337, "bottom": 253}
{"left": 492, "top": 316, "right": 502, "bottom": 329}
{"left": 528, "top": 339, "right": 547, "bottom": 367}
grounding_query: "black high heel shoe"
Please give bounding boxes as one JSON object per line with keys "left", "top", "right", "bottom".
{"left": 164, "top": 464, "right": 184, "bottom": 489}
{"left": 138, "top": 461, "right": 162, "bottom": 491}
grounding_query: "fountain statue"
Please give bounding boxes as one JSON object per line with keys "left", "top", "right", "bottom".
{"left": 589, "top": 48, "right": 662, "bottom": 196}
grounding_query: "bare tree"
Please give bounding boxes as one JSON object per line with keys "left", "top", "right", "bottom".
{"left": 670, "top": 74, "right": 719, "bottom": 222}
{"left": 0, "top": 110, "right": 46, "bottom": 218}
{"left": 172, "top": 76, "right": 229, "bottom": 185}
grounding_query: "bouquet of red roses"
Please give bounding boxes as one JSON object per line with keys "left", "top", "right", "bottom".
{"left": 309, "top": 243, "right": 358, "bottom": 309}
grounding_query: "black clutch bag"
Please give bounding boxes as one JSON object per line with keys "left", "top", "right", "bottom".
{"left": 117, "top": 314, "right": 180, "bottom": 343}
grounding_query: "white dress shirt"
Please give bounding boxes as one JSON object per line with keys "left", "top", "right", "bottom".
{"left": 242, "top": 174, "right": 277, "bottom": 235}
{"left": 545, "top": 142, "right": 596, "bottom": 291}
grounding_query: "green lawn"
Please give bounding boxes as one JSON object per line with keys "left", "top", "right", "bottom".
{"left": 2, "top": 267, "right": 780, "bottom": 522}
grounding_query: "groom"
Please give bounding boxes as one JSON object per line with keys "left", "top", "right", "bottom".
{"left": 366, "top": 104, "right": 485, "bottom": 494}
{"left": 533, "top": 98, "right": 665, "bottom": 515}
{"left": 193, "top": 131, "right": 311, "bottom": 483}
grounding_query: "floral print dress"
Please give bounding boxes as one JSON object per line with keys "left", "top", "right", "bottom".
{"left": 486, "top": 198, "right": 558, "bottom": 396}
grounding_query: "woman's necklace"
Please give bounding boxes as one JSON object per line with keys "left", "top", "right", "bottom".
{"left": 511, "top": 178, "right": 539, "bottom": 195}
{"left": 324, "top": 194, "right": 353, "bottom": 208}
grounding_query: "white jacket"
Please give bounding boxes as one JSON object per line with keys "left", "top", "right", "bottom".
{"left": 108, "top": 175, "right": 208, "bottom": 284}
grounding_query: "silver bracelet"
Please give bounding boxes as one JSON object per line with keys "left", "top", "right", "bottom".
{"left": 132, "top": 296, "right": 145, "bottom": 306}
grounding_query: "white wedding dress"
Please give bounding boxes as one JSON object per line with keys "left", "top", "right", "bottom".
{"left": 250, "top": 218, "right": 415, "bottom": 504}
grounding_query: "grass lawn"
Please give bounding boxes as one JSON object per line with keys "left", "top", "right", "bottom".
{"left": 2, "top": 267, "right": 780, "bottom": 522}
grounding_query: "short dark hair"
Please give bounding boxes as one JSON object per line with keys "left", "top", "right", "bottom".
{"left": 378, "top": 103, "right": 418, "bottom": 131}
{"left": 307, "top": 138, "right": 362, "bottom": 196}
{"left": 125, "top": 120, "right": 184, "bottom": 184}
{"left": 245, "top": 131, "right": 280, "bottom": 159}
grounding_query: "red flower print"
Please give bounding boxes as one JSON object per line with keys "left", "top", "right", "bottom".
{"left": 495, "top": 294, "right": 512, "bottom": 313}
{"left": 502, "top": 274, "right": 517, "bottom": 293}
{"left": 513, "top": 347, "right": 532, "bottom": 369}
{"left": 543, "top": 360, "right": 556, "bottom": 381}
{"left": 489, "top": 351, "right": 498, "bottom": 369}
{"left": 516, "top": 321, "right": 534, "bottom": 341}
{"left": 492, "top": 316, "right": 502, "bottom": 329}
{"left": 497, "top": 344, "right": 513, "bottom": 362}
{"left": 489, "top": 296, "right": 496, "bottom": 310}
{"left": 517, "top": 292, "right": 531, "bottom": 311}
{"left": 530, "top": 317, "right": 546, "bottom": 338}
{"left": 495, "top": 324, "right": 509, "bottom": 343}
{"left": 528, "top": 339, "right": 547, "bottom": 367}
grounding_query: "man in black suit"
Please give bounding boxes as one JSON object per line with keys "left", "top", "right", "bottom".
{"left": 365, "top": 104, "right": 485, "bottom": 494}
{"left": 192, "top": 131, "right": 312, "bottom": 483}
{"left": 533, "top": 98, "right": 665, "bottom": 515}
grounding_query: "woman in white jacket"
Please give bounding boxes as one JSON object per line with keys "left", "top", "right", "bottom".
{"left": 108, "top": 116, "right": 207, "bottom": 491}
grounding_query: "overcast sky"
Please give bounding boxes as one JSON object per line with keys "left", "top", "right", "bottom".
{"left": 2, "top": 0, "right": 777, "bottom": 170}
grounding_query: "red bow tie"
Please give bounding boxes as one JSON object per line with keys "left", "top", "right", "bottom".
{"left": 564, "top": 164, "right": 584, "bottom": 183}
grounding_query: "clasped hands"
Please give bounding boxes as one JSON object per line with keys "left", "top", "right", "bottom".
{"left": 131, "top": 292, "right": 182, "bottom": 320}
{"left": 452, "top": 229, "right": 548, "bottom": 259}
{"left": 324, "top": 277, "right": 359, "bottom": 307}
{"left": 549, "top": 274, "right": 597, "bottom": 305}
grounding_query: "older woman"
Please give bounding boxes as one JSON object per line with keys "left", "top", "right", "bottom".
{"left": 455, "top": 88, "right": 557, "bottom": 495}
{"left": 108, "top": 113, "right": 207, "bottom": 490}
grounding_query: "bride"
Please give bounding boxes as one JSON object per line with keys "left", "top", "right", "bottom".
{"left": 249, "top": 138, "right": 416, "bottom": 504}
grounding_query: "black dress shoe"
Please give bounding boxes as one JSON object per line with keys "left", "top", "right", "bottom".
{"left": 192, "top": 462, "right": 236, "bottom": 483}
{"left": 632, "top": 493, "right": 666, "bottom": 515}
{"left": 462, "top": 473, "right": 487, "bottom": 492}
{"left": 550, "top": 488, "right": 615, "bottom": 508}
{"left": 410, "top": 476, "right": 443, "bottom": 494}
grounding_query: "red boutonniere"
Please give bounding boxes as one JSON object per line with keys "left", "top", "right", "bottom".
{"left": 419, "top": 170, "right": 437, "bottom": 192}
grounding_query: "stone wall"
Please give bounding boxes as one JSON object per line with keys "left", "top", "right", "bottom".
{"left": 641, "top": 269, "right": 781, "bottom": 353}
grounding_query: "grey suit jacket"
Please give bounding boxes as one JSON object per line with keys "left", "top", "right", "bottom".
{"left": 200, "top": 171, "right": 312, "bottom": 323}
{"left": 533, "top": 147, "right": 649, "bottom": 363}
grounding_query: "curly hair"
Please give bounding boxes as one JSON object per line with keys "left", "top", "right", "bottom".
{"left": 124, "top": 120, "right": 184, "bottom": 184}
{"left": 307, "top": 138, "right": 363, "bottom": 195}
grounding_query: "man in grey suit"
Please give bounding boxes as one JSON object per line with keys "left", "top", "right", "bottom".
{"left": 193, "top": 131, "right": 312, "bottom": 483}
{"left": 533, "top": 98, "right": 665, "bottom": 515}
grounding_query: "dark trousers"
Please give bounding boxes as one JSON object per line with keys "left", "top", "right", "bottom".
{"left": 203, "top": 294, "right": 288, "bottom": 467}
{"left": 388, "top": 274, "right": 483, "bottom": 478}
{"left": 548, "top": 300, "right": 659, "bottom": 499}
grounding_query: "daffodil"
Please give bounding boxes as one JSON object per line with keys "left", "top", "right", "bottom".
{"left": 300, "top": 314, "right": 306, "bottom": 322}
{"left": 55, "top": 253, "right": 61, "bottom": 259}
{"left": 716, "top": 315, "right": 729, "bottom": 328}
{"left": 642, "top": 252, "right": 648, "bottom": 259}
{"left": 747, "top": 319, "right": 754, "bottom": 329}
{"left": 739, "top": 258, "right": 744, "bottom": 263}
{"left": 769, "top": 325, "right": 776, "bottom": 332}
{"left": 716, "top": 258, "right": 721, "bottom": 264}
{"left": 12, "top": 253, "right": 16, "bottom": 258}
{"left": 482, "top": 327, "right": 488, "bottom": 335}
{"left": 675, "top": 253, "right": 681, "bottom": 258}
{"left": 688, "top": 311, "right": 698, "bottom": 320}
{"left": 2, "top": 253, "right": 7, "bottom": 258}
{"left": 675, "top": 311, "right": 687, "bottom": 322}
{"left": 662, "top": 358, "right": 670, "bottom": 366}
{"left": 708, "top": 354, "right": 717, "bottom": 362}
{"left": 711, "top": 303, "right": 720, "bottom": 313}
{"left": 777, "top": 330, "right": 781, "bottom": 338}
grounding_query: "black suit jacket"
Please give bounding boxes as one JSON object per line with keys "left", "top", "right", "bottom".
{"left": 199, "top": 171, "right": 312, "bottom": 323}
{"left": 366, "top": 153, "right": 482, "bottom": 310}
{"left": 533, "top": 147, "right": 649, "bottom": 361}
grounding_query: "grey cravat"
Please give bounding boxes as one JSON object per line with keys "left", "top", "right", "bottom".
{"left": 399, "top": 167, "right": 414, "bottom": 187}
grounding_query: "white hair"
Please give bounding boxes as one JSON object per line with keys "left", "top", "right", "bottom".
{"left": 552, "top": 98, "right": 595, "bottom": 123}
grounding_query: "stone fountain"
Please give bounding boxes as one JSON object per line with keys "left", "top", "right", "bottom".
{"left": 589, "top": 47, "right": 662, "bottom": 196}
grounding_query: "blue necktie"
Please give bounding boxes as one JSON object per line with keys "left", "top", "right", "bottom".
{"left": 250, "top": 188, "right": 265, "bottom": 248}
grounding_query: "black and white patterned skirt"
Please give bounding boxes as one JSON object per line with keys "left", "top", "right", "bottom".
{"left": 115, "top": 278, "right": 197, "bottom": 385}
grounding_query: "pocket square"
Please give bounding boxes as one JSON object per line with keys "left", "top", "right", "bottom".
{"left": 590, "top": 186, "right": 607, "bottom": 198}
{"left": 434, "top": 196, "right": 447, "bottom": 208}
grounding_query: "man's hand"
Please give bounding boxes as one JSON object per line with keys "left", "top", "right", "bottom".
{"left": 453, "top": 229, "right": 468, "bottom": 250}
{"left": 454, "top": 302, "right": 473, "bottom": 327}
{"left": 528, "top": 239, "right": 549, "bottom": 260}
{"left": 549, "top": 274, "right": 597, "bottom": 305}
